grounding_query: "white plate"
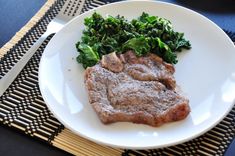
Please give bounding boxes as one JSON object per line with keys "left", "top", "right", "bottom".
{"left": 39, "top": 1, "right": 235, "bottom": 149}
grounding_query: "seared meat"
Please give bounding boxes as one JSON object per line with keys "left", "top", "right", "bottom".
{"left": 101, "top": 52, "right": 124, "bottom": 73}
{"left": 85, "top": 51, "right": 190, "bottom": 127}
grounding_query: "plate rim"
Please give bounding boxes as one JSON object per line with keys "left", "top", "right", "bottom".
{"left": 39, "top": 0, "right": 235, "bottom": 149}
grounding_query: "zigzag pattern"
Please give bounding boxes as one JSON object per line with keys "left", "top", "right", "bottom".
{"left": 0, "top": 0, "right": 234, "bottom": 155}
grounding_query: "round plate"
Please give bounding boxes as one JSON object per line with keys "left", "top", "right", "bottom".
{"left": 39, "top": 1, "right": 235, "bottom": 149}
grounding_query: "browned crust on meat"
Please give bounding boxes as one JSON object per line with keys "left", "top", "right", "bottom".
{"left": 90, "top": 100, "right": 190, "bottom": 127}
{"left": 84, "top": 51, "right": 190, "bottom": 127}
{"left": 101, "top": 52, "right": 124, "bottom": 73}
{"left": 121, "top": 51, "right": 176, "bottom": 89}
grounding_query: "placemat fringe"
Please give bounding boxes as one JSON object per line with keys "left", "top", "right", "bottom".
{"left": 52, "top": 128, "right": 123, "bottom": 156}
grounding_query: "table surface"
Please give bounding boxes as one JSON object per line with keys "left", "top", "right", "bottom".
{"left": 0, "top": 0, "right": 235, "bottom": 156}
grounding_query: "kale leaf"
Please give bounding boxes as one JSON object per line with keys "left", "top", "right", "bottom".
{"left": 122, "top": 36, "right": 150, "bottom": 56}
{"left": 76, "top": 42, "right": 100, "bottom": 68}
{"left": 76, "top": 12, "right": 191, "bottom": 68}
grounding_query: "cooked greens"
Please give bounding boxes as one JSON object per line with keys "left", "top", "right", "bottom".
{"left": 76, "top": 12, "right": 191, "bottom": 68}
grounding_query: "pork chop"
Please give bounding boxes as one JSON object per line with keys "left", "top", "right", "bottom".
{"left": 85, "top": 51, "right": 190, "bottom": 127}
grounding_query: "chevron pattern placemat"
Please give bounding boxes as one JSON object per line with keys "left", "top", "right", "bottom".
{"left": 0, "top": 0, "right": 234, "bottom": 155}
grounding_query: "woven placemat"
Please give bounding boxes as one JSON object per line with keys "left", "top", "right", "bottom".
{"left": 0, "top": 0, "right": 234, "bottom": 155}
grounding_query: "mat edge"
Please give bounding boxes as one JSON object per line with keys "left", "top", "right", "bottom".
{"left": 52, "top": 128, "right": 124, "bottom": 156}
{"left": 0, "top": 0, "right": 55, "bottom": 57}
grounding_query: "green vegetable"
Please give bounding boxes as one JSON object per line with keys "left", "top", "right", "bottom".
{"left": 76, "top": 12, "right": 191, "bottom": 68}
{"left": 122, "top": 36, "right": 150, "bottom": 56}
{"left": 76, "top": 43, "right": 100, "bottom": 68}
